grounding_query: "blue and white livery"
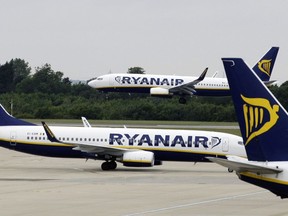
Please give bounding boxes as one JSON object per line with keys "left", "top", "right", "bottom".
{"left": 208, "top": 57, "right": 288, "bottom": 199}
{"left": 0, "top": 105, "right": 245, "bottom": 170}
{"left": 88, "top": 47, "right": 279, "bottom": 103}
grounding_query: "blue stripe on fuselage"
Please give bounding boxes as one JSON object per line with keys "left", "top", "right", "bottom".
{"left": 193, "top": 88, "right": 231, "bottom": 96}
{"left": 97, "top": 87, "right": 231, "bottom": 96}
{"left": 0, "top": 140, "right": 225, "bottom": 162}
{"left": 0, "top": 140, "right": 85, "bottom": 158}
{"left": 239, "top": 173, "right": 288, "bottom": 198}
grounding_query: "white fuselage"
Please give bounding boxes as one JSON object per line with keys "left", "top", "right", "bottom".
{"left": 1, "top": 125, "right": 245, "bottom": 161}
{"left": 88, "top": 73, "right": 229, "bottom": 96}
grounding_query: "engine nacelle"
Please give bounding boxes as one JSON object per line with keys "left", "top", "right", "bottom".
{"left": 122, "top": 151, "right": 154, "bottom": 167}
{"left": 150, "top": 87, "right": 171, "bottom": 96}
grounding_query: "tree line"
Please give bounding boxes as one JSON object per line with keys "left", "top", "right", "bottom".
{"left": 0, "top": 58, "right": 287, "bottom": 121}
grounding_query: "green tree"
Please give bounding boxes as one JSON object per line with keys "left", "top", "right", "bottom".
{"left": 10, "top": 58, "right": 31, "bottom": 85}
{"left": 0, "top": 58, "right": 31, "bottom": 93}
{"left": 127, "top": 67, "right": 145, "bottom": 74}
{"left": 16, "top": 64, "right": 71, "bottom": 94}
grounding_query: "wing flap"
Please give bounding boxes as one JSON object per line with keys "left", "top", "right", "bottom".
{"left": 207, "top": 157, "right": 283, "bottom": 174}
{"left": 73, "top": 144, "right": 128, "bottom": 156}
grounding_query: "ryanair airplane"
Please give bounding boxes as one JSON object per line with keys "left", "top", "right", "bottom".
{"left": 88, "top": 47, "right": 279, "bottom": 104}
{"left": 0, "top": 105, "right": 245, "bottom": 170}
{"left": 208, "top": 57, "right": 288, "bottom": 199}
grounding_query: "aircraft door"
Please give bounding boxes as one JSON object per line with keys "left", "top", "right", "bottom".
{"left": 10, "top": 131, "right": 17, "bottom": 146}
{"left": 222, "top": 137, "right": 229, "bottom": 152}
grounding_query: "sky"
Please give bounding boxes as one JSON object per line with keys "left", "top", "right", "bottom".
{"left": 1, "top": 0, "right": 288, "bottom": 83}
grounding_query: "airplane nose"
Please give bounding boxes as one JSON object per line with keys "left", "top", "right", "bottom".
{"left": 88, "top": 80, "right": 97, "bottom": 88}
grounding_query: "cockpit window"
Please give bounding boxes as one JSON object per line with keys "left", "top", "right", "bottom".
{"left": 97, "top": 78, "right": 103, "bottom": 81}
{"left": 238, "top": 141, "right": 244, "bottom": 145}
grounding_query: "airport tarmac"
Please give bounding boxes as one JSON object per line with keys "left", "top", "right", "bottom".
{"left": 0, "top": 148, "right": 287, "bottom": 216}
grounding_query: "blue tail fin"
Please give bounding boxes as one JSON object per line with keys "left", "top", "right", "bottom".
{"left": 252, "top": 47, "right": 279, "bottom": 81}
{"left": 0, "top": 104, "right": 35, "bottom": 126}
{"left": 222, "top": 58, "right": 288, "bottom": 162}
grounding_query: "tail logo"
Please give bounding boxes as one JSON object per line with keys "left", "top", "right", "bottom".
{"left": 241, "top": 95, "right": 279, "bottom": 145}
{"left": 257, "top": 59, "right": 272, "bottom": 77}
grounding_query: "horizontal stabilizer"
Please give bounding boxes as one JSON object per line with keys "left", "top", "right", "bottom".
{"left": 263, "top": 80, "right": 277, "bottom": 86}
{"left": 207, "top": 156, "right": 283, "bottom": 174}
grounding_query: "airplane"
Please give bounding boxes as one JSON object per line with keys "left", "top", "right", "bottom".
{"left": 208, "top": 57, "right": 288, "bottom": 199}
{"left": 88, "top": 47, "right": 279, "bottom": 104}
{"left": 0, "top": 104, "right": 245, "bottom": 170}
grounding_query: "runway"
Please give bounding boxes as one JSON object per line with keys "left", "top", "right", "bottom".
{"left": 0, "top": 148, "right": 287, "bottom": 216}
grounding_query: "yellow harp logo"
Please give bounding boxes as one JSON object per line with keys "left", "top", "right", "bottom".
{"left": 241, "top": 95, "right": 279, "bottom": 145}
{"left": 258, "top": 59, "right": 272, "bottom": 77}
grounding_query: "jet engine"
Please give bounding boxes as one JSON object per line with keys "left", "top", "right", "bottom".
{"left": 122, "top": 151, "right": 154, "bottom": 167}
{"left": 150, "top": 87, "right": 171, "bottom": 96}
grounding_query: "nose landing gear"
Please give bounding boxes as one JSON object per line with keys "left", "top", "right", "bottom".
{"left": 179, "top": 97, "right": 187, "bottom": 104}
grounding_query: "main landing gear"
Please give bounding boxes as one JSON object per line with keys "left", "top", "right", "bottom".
{"left": 101, "top": 161, "right": 117, "bottom": 171}
{"left": 179, "top": 97, "right": 187, "bottom": 104}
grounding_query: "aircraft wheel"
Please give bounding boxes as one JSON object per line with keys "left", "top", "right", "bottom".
{"left": 228, "top": 168, "right": 233, "bottom": 173}
{"left": 179, "top": 97, "right": 186, "bottom": 104}
{"left": 101, "top": 161, "right": 117, "bottom": 170}
{"left": 110, "top": 161, "right": 117, "bottom": 170}
{"left": 101, "top": 162, "right": 110, "bottom": 171}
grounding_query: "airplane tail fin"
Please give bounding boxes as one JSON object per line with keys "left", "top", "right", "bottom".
{"left": 222, "top": 58, "right": 288, "bottom": 162}
{"left": 252, "top": 47, "right": 279, "bottom": 81}
{"left": 0, "top": 104, "right": 35, "bottom": 126}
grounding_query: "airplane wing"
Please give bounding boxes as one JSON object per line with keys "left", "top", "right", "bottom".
{"left": 169, "top": 67, "right": 208, "bottom": 95}
{"left": 207, "top": 156, "right": 283, "bottom": 174}
{"left": 41, "top": 121, "right": 132, "bottom": 157}
{"left": 72, "top": 144, "right": 130, "bottom": 156}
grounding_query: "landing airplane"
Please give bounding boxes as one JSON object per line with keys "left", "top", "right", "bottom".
{"left": 208, "top": 58, "right": 288, "bottom": 199}
{"left": 0, "top": 104, "right": 245, "bottom": 170}
{"left": 88, "top": 47, "right": 279, "bottom": 104}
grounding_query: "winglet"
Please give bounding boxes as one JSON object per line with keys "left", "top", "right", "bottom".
{"left": 41, "top": 121, "right": 61, "bottom": 143}
{"left": 81, "top": 117, "right": 92, "bottom": 128}
{"left": 197, "top": 67, "right": 208, "bottom": 82}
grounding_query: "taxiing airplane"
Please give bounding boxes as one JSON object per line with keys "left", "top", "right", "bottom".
{"left": 208, "top": 57, "right": 288, "bottom": 199}
{"left": 88, "top": 47, "right": 279, "bottom": 104}
{"left": 0, "top": 105, "right": 245, "bottom": 170}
